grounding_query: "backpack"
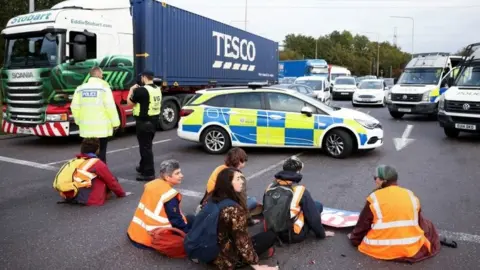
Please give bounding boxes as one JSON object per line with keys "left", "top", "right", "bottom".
{"left": 184, "top": 198, "right": 238, "bottom": 264}
{"left": 53, "top": 157, "right": 98, "bottom": 198}
{"left": 149, "top": 228, "right": 187, "bottom": 258}
{"left": 262, "top": 181, "right": 297, "bottom": 243}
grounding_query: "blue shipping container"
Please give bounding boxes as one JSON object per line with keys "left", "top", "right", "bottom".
{"left": 131, "top": 0, "right": 279, "bottom": 86}
{"left": 279, "top": 59, "right": 329, "bottom": 78}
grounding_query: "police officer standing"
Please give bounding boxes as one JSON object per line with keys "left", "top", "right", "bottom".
{"left": 127, "top": 71, "right": 162, "bottom": 181}
{"left": 71, "top": 67, "right": 120, "bottom": 164}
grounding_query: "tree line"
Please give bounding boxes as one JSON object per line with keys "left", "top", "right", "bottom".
{"left": 280, "top": 30, "right": 414, "bottom": 78}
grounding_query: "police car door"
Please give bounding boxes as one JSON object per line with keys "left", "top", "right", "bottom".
{"left": 265, "top": 92, "right": 316, "bottom": 146}
{"left": 227, "top": 92, "right": 268, "bottom": 145}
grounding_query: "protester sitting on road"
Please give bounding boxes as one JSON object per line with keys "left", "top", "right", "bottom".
{"left": 53, "top": 138, "right": 127, "bottom": 206}
{"left": 207, "top": 167, "right": 277, "bottom": 270}
{"left": 348, "top": 165, "right": 441, "bottom": 263}
{"left": 262, "top": 156, "right": 335, "bottom": 244}
{"left": 197, "top": 148, "right": 260, "bottom": 218}
{"left": 127, "top": 159, "right": 195, "bottom": 251}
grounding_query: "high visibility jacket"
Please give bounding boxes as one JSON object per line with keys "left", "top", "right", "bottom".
{"left": 53, "top": 157, "right": 99, "bottom": 198}
{"left": 358, "top": 186, "right": 431, "bottom": 260}
{"left": 290, "top": 185, "right": 306, "bottom": 234}
{"left": 71, "top": 77, "right": 120, "bottom": 138}
{"left": 127, "top": 179, "right": 187, "bottom": 248}
{"left": 133, "top": 85, "right": 162, "bottom": 117}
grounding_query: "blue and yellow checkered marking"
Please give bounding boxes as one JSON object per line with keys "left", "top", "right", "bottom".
{"left": 181, "top": 106, "right": 370, "bottom": 147}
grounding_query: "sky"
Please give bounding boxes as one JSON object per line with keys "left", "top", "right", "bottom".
{"left": 164, "top": 0, "right": 480, "bottom": 54}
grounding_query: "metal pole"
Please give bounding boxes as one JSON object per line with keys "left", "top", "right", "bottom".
{"left": 376, "top": 34, "right": 380, "bottom": 76}
{"left": 244, "top": 0, "right": 247, "bottom": 31}
{"left": 29, "top": 0, "right": 35, "bottom": 12}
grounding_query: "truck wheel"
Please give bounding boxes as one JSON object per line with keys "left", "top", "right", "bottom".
{"left": 158, "top": 100, "right": 179, "bottom": 131}
{"left": 389, "top": 111, "right": 404, "bottom": 119}
{"left": 200, "top": 126, "right": 231, "bottom": 154}
{"left": 444, "top": 128, "right": 460, "bottom": 138}
{"left": 322, "top": 129, "right": 354, "bottom": 159}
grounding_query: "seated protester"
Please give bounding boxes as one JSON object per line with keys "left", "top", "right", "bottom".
{"left": 198, "top": 147, "right": 258, "bottom": 213}
{"left": 208, "top": 168, "right": 278, "bottom": 270}
{"left": 348, "top": 165, "right": 441, "bottom": 263}
{"left": 263, "top": 156, "right": 334, "bottom": 244}
{"left": 53, "top": 138, "right": 127, "bottom": 206}
{"left": 127, "top": 159, "right": 195, "bottom": 250}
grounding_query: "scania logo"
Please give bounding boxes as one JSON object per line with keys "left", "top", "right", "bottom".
{"left": 11, "top": 72, "right": 34, "bottom": 79}
{"left": 463, "top": 103, "right": 470, "bottom": 110}
{"left": 402, "top": 95, "right": 407, "bottom": 100}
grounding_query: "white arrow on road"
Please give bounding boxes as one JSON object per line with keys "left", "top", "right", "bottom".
{"left": 393, "top": 124, "right": 415, "bottom": 151}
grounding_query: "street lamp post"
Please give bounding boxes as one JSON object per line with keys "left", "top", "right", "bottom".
{"left": 361, "top": 32, "right": 380, "bottom": 77}
{"left": 244, "top": 0, "right": 248, "bottom": 31}
{"left": 390, "top": 16, "right": 414, "bottom": 58}
{"left": 29, "top": 0, "right": 35, "bottom": 12}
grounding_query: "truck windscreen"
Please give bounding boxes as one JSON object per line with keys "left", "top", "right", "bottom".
{"left": 4, "top": 33, "right": 59, "bottom": 69}
{"left": 456, "top": 63, "right": 480, "bottom": 87}
{"left": 397, "top": 68, "right": 442, "bottom": 85}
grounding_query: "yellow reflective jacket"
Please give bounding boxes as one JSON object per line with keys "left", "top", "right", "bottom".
{"left": 71, "top": 77, "right": 120, "bottom": 138}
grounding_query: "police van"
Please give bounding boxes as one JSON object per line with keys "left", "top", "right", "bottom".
{"left": 438, "top": 43, "right": 480, "bottom": 138}
{"left": 387, "top": 53, "right": 462, "bottom": 119}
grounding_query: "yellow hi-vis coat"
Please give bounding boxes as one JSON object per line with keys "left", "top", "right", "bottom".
{"left": 71, "top": 77, "right": 120, "bottom": 138}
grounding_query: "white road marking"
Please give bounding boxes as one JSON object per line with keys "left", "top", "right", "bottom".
{"left": 0, "top": 155, "right": 58, "bottom": 171}
{"left": 246, "top": 152, "right": 303, "bottom": 181}
{"left": 439, "top": 230, "right": 480, "bottom": 245}
{"left": 45, "top": 139, "right": 172, "bottom": 165}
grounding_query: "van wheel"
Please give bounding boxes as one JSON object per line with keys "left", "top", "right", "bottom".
{"left": 389, "top": 111, "right": 404, "bottom": 119}
{"left": 201, "top": 126, "right": 231, "bottom": 154}
{"left": 444, "top": 128, "right": 460, "bottom": 138}
{"left": 322, "top": 129, "right": 354, "bottom": 159}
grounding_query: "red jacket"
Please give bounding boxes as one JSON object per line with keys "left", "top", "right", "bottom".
{"left": 63, "top": 154, "right": 126, "bottom": 206}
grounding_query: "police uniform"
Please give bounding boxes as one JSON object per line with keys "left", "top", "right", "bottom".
{"left": 129, "top": 71, "right": 162, "bottom": 181}
{"left": 71, "top": 76, "right": 120, "bottom": 163}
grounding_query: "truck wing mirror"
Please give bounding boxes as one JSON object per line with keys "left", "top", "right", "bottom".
{"left": 72, "top": 34, "right": 87, "bottom": 62}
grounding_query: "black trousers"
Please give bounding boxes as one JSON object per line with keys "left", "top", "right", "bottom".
{"left": 136, "top": 119, "right": 156, "bottom": 176}
{"left": 235, "top": 231, "right": 276, "bottom": 268}
{"left": 98, "top": 137, "right": 108, "bottom": 164}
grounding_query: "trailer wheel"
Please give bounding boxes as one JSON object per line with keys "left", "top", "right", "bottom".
{"left": 158, "top": 100, "right": 179, "bottom": 131}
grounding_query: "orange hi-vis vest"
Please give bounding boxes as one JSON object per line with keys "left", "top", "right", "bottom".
{"left": 127, "top": 179, "right": 188, "bottom": 248}
{"left": 358, "top": 186, "right": 431, "bottom": 260}
{"left": 271, "top": 180, "right": 306, "bottom": 234}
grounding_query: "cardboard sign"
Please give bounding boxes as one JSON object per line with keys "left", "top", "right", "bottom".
{"left": 321, "top": 207, "right": 360, "bottom": 228}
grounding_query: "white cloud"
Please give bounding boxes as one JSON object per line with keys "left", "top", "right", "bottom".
{"left": 163, "top": 0, "right": 480, "bottom": 54}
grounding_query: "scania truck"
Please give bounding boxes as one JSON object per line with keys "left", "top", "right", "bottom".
{"left": 387, "top": 52, "right": 462, "bottom": 119}
{"left": 438, "top": 43, "right": 480, "bottom": 138}
{"left": 0, "top": 0, "right": 278, "bottom": 136}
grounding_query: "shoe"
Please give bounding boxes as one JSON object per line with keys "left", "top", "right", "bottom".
{"left": 259, "top": 247, "right": 275, "bottom": 260}
{"left": 136, "top": 166, "right": 142, "bottom": 173}
{"left": 136, "top": 174, "right": 155, "bottom": 181}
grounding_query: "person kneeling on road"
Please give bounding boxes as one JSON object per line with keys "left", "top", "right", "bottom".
{"left": 262, "top": 156, "right": 334, "bottom": 244}
{"left": 127, "top": 159, "right": 195, "bottom": 254}
{"left": 53, "top": 138, "right": 127, "bottom": 206}
{"left": 348, "top": 165, "right": 441, "bottom": 263}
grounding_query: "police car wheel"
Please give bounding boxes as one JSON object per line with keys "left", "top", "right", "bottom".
{"left": 444, "top": 128, "right": 460, "bottom": 138}
{"left": 201, "top": 126, "right": 231, "bottom": 154}
{"left": 322, "top": 129, "right": 354, "bottom": 159}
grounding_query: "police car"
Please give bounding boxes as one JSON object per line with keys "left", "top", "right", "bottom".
{"left": 177, "top": 83, "right": 384, "bottom": 159}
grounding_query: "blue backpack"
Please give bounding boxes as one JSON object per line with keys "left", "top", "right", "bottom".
{"left": 184, "top": 198, "right": 238, "bottom": 263}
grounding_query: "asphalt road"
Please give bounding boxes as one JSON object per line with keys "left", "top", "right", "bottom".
{"left": 1, "top": 100, "right": 479, "bottom": 269}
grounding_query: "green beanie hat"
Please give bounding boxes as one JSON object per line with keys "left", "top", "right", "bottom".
{"left": 375, "top": 164, "right": 398, "bottom": 182}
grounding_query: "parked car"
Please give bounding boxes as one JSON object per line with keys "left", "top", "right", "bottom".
{"left": 272, "top": 84, "right": 316, "bottom": 99}
{"left": 352, "top": 79, "right": 389, "bottom": 107}
{"left": 293, "top": 76, "right": 332, "bottom": 105}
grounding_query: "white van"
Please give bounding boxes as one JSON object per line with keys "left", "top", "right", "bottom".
{"left": 294, "top": 76, "right": 332, "bottom": 105}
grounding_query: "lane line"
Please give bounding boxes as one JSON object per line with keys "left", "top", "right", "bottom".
{"left": 439, "top": 230, "right": 480, "bottom": 245}
{"left": 3, "top": 154, "right": 480, "bottom": 244}
{"left": 246, "top": 152, "right": 303, "bottom": 181}
{"left": 45, "top": 139, "right": 172, "bottom": 165}
{"left": 0, "top": 155, "right": 58, "bottom": 171}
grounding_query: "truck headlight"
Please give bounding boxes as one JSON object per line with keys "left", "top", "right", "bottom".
{"left": 422, "top": 91, "right": 431, "bottom": 102}
{"left": 355, "top": 118, "right": 378, "bottom": 129}
{"left": 46, "top": 114, "right": 68, "bottom": 121}
{"left": 438, "top": 95, "right": 445, "bottom": 110}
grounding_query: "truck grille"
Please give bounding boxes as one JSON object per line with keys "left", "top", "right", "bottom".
{"left": 391, "top": 93, "right": 423, "bottom": 102}
{"left": 445, "top": 101, "right": 480, "bottom": 114}
{"left": 5, "top": 81, "right": 45, "bottom": 125}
